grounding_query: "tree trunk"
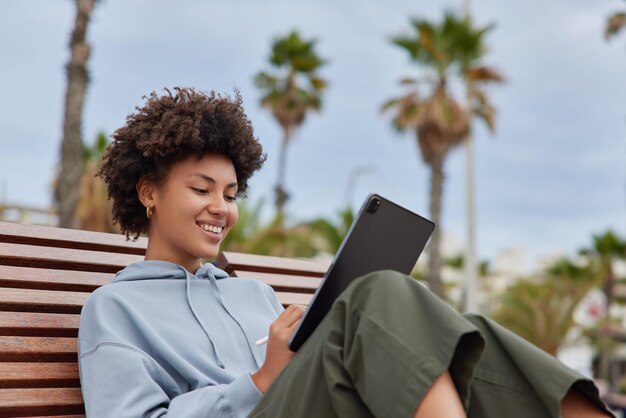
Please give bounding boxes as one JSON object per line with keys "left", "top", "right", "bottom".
{"left": 602, "top": 263, "right": 615, "bottom": 312}
{"left": 274, "top": 125, "right": 292, "bottom": 219}
{"left": 55, "top": 0, "right": 96, "bottom": 228}
{"left": 598, "top": 263, "right": 616, "bottom": 386}
{"left": 427, "top": 157, "right": 445, "bottom": 297}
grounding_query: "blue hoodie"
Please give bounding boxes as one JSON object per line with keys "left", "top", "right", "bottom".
{"left": 78, "top": 260, "right": 284, "bottom": 417}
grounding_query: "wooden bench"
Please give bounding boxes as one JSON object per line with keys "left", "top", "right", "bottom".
{"left": 0, "top": 221, "right": 326, "bottom": 417}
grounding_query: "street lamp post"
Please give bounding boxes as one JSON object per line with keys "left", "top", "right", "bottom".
{"left": 463, "top": 0, "right": 479, "bottom": 313}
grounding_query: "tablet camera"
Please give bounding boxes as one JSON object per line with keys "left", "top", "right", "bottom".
{"left": 366, "top": 197, "right": 381, "bottom": 214}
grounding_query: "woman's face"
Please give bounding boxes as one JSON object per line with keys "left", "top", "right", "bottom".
{"left": 139, "top": 153, "right": 239, "bottom": 272}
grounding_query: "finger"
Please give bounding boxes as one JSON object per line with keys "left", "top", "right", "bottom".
{"left": 270, "top": 308, "right": 302, "bottom": 332}
{"left": 276, "top": 305, "right": 305, "bottom": 323}
{"left": 281, "top": 305, "right": 305, "bottom": 324}
{"left": 283, "top": 309, "right": 305, "bottom": 330}
{"left": 286, "top": 316, "right": 303, "bottom": 333}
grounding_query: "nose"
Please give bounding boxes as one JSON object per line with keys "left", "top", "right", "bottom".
{"left": 207, "top": 195, "right": 228, "bottom": 216}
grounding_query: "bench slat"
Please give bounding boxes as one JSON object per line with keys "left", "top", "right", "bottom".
{"left": 235, "top": 271, "right": 321, "bottom": 293}
{"left": 0, "top": 242, "right": 143, "bottom": 273}
{"left": 0, "top": 221, "right": 146, "bottom": 255}
{"left": 0, "top": 265, "right": 111, "bottom": 292}
{"left": 0, "top": 337, "right": 77, "bottom": 362}
{"left": 33, "top": 416, "right": 85, "bottom": 418}
{"left": 0, "top": 387, "right": 84, "bottom": 416}
{"left": 0, "top": 312, "right": 80, "bottom": 337}
{"left": 0, "top": 288, "right": 89, "bottom": 314}
{"left": 275, "top": 291, "right": 314, "bottom": 307}
{"left": 0, "top": 363, "right": 79, "bottom": 388}
{"left": 216, "top": 251, "right": 328, "bottom": 277}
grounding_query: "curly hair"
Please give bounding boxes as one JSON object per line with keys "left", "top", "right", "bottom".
{"left": 98, "top": 87, "right": 266, "bottom": 239}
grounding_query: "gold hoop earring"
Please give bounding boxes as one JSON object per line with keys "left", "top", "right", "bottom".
{"left": 146, "top": 206, "right": 154, "bottom": 219}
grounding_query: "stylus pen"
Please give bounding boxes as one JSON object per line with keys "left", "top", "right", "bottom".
{"left": 255, "top": 336, "right": 269, "bottom": 346}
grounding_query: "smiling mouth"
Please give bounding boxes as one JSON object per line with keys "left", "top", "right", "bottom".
{"left": 198, "top": 223, "right": 224, "bottom": 234}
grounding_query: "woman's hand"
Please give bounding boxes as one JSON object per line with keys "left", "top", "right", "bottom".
{"left": 251, "top": 304, "right": 305, "bottom": 393}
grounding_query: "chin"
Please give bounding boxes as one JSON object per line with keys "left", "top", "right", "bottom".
{"left": 200, "top": 246, "right": 220, "bottom": 260}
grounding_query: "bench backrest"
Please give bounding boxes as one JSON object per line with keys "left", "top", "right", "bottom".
{"left": 0, "top": 221, "right": 325, "bottom": 417}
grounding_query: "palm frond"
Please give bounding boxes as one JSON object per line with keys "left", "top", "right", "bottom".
{"left": 390, "top": 35, "right": 422, "bottom": 61}
{"left": 605, "top": 12, "right": 626, "bottom": 40}
{"left": 467, "top": 65, "right": 505, "bottom": 84}
{"left": 399, "top": 77, "right": 418, "bottom": 85}
{"left": 380, "top": 92, "right": 418, "bottom": 114}
{"left": 309, "top": 75, "right": 327, "bottom": 91}
{"left": 254, "top": 72, "right": 279, "bottom": 89}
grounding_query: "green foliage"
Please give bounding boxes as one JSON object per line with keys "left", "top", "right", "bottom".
{"left": 83, "top": 131, "right": 108, "bottom": 162}
{"left": 491, "top": 257, "right": 598, "bottom": 355}
{"left": 268, "top": 31, "right": 325, "bottom": 72}
{"left": 579, "top": 230, "right": 626, "bottom": 307}
{"left": 303, "top": 207, "right": 354, "bottom": 254}
{"left": 391, "top": 12, "right": 492, "bottom": 77}
{"left": 219, "top": 200, "right": 354, "bottom": 259}
{"left": 254, "top": 30, "right": 327, "bottom": 133}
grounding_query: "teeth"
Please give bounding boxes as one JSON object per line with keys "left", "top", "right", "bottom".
{"left": 201, "top": 224, "right": 223, "bottom": 233}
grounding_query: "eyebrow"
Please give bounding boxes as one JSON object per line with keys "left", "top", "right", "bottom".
{"left": 191, "top": 173, "right": 238, "bottom": 189}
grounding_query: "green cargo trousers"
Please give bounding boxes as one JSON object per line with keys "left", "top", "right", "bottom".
{"left": 250, "top": 270, "right": 614, "bottom": 418}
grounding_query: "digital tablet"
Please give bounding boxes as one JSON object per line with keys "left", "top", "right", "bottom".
{"left": 288, "top": 193, "right": 435, "bottom": 351}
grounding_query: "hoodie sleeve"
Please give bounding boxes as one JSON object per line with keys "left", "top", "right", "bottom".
{"left": 79, "top": 342, "right": 262, "bottom": 418}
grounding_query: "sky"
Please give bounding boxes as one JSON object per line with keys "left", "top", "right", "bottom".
{"left": 1, "top": 0, "right": 625, "bottom": 270}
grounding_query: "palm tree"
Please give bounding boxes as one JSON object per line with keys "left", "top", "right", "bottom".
{"left": 254, "top": 31, "right": 327, "bottom": 218}
{"left": 491, "top": 258, "right": 598, "bottom": 355}
{"left": 605, "top": 1, "right": 626, "bottom": 43}
{"left": 382, "top": 12, "right": 502, "bottom": 297}
{"left": 76, "top": 132, "right": 117, "bottom": 233}
{"left": 580, "top": 230, "right": 626, "bottom": 383}
{"left": 55, "top": 0, "right": 98, "bottom": 228}
{"left": 303, "top": 207, "right": 354, "bottom": 255}
{"left": 581, "top": 231, "right": 626, "bottom": 316}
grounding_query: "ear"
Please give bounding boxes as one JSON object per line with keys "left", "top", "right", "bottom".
{"left": 136, "top": 178, "right": 157, "bottom": 209}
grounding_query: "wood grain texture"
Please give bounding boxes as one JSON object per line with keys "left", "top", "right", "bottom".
{"left": 0, "top": 363, "right": 79, "bottom": 388}
{"left": 0, "top": 242, "right": 143, "bottom": 273}
{"left": 0, "top": 387, "right": 84, "bottom": 416}
{"left": 216, "top": 251, "right": 328, "bottom": 277}
{"left": 0, "top": 337, "right": 77, "bottom": 361}
{"left": 0, "top": 266, "right": 111, "bottom": 292}
{"left": 0, "top": 221, "right": 147, "bottom": 255}
{"left": 0, "top": 312, "right": 80, "bottom": 337}
{"left": 0, "top": 288, "right": 89, "bottom": 314}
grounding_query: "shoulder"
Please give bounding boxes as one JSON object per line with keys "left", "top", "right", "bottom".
{"left": 82, "top": 282, "right": 124, "bottom": 315}
{"left": 218, "top": 277, "right": 283, "bottom": 312}
{"left": 218, "top": 276, "right": 274, "bottom": 295}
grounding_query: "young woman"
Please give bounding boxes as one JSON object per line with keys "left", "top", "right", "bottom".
{"left": 78, "top": 87, "right": 614, "bottom": 417}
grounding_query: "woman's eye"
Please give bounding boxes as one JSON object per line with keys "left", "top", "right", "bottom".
{"left": 225, "top": 195, "right": 237, "bottom": 202}
{"left": 191, "top": 187, "right": 208, "bottom": 195}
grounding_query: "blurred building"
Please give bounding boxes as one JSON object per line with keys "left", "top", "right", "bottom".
{"left": 0, "top": 203, "right": 58, "bottom": 226}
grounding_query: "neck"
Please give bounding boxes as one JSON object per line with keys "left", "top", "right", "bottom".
{"left": 144, "top": 246, "right": 202, "bottom": 274}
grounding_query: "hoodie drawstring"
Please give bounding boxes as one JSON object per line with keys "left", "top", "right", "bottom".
{"left": 206, "top": 274, "right": 264, "bottom": 369}
{"left": 182, "top": 267, "right": 226, "bottom": 369}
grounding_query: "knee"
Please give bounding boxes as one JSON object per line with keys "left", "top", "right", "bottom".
{"left": 341, "top": 269, "right": 431, "bottom": 306}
